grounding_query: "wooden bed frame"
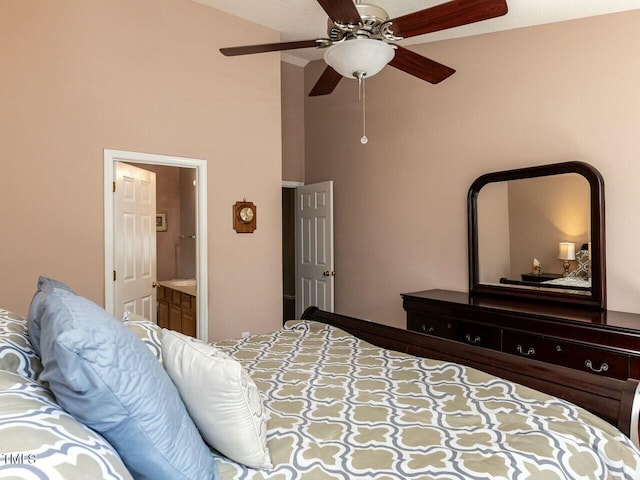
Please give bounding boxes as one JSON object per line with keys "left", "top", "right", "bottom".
{"left": 302, "top": 307, "right": 640, "bottom": 446}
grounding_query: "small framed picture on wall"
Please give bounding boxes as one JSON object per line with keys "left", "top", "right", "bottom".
{"left": 156, "top": 212, "right": 167, "bottom": 232}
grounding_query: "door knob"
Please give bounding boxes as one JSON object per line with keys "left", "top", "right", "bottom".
{"left": 323, "top": 271, "right": 336, "bottom": 277}
{"left": 152, "top": 282, "right": 159, "bottom": 288}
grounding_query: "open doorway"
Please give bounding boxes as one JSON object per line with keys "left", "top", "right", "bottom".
{"left": 104, "top": 150, "right": 209, "bottom": 341}
{"left": 282, "top": 186, "right": 297, "bottom": 322}
{"left": 128, "top": 163, "right": 197, "bottom": 336}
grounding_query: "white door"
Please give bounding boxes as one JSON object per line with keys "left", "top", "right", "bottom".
{"left": 295, "top": 181, "right": 334, "bottom": 318}
{"left": 113, "top": 162, "right": 157, "bottom": 321}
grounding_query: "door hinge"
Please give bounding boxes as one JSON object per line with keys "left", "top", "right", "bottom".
{"left": 113, "top": 270, "right": 116, "bottom": 281}
{"left": 113, "top": 181, "right": 116, "bottom": 193}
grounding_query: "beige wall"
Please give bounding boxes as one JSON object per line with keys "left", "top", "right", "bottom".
{"left": 281, "top": 62, "right": 305, "bottom": 182}
{"left": 0, "top": 0, "right": 283, "bottom": 340}
{"left": 304, "top": 11, "right": 640, "bottom": 327}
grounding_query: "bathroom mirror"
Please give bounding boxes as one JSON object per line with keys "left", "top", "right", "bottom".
{"left": 468, "top": 161, "right": 606, "bottom": 309}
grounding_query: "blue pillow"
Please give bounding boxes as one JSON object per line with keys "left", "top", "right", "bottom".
{"left": 31, "top": 281, "right": 219, "bottom": 480}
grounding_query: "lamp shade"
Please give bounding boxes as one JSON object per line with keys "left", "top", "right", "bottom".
{"left": 324, "top": 39, "right": 395, "bottom": 79}
{"left": 558, "top": 242, "right": 576, "bottom": 261}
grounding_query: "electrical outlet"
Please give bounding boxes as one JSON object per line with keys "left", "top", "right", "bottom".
{"left": 241, "top": 331, "right": 250, "bottom": 338}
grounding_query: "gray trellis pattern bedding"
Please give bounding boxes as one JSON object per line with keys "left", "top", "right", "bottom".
{"left": 214, "top": 320, "right": 640, "bottom": 480}
{"left": 0, "top": 309, "right": 43, "bottom": 380}
{"left": 0, "top": 370, "right": 133, "bottom": 479}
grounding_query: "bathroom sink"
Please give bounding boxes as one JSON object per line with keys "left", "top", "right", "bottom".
{"left": 164, "top": 279, "right": 196, "bottom": 287}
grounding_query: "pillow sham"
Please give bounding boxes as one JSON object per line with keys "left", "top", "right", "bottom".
{"left": 123, "top": 311, "right": 163, "bottom": 365}
{"left": 569, "top": 249, "right": 590, "bottom": 278}
{"left": 162, "top": 329, "right": 272, "bottom": 469}
{"left": 29, "top": 280, "right": 219, "bottom": 480}
{"left": 0, "top": 370, "right": 133, "bottom": 480}
{"left": 0, "top": 308, "right": 43, "bottom": 380}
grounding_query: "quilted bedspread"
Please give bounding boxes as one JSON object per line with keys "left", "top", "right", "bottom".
{"left": 214, "top": 321, "right": 640, "bottom": 479}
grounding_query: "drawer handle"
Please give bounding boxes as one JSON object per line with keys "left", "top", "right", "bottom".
{"left": 420, "top": 324, "right": 435, "bottom": 334}
{"left": 465, "top": 334, "right": 481, "bottom": 344}
{"left": 585, "top": 360, "right": 609, "bottom": 373}
{"left": 516, "top": 345, "right": 535, "bottom": 357}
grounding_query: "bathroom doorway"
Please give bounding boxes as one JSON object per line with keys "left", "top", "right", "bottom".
{"left": 130, "top": 164, "right": 198, "bottom": 337}
{"left": 104, "top": 150, "right": 209, "bottom": 341}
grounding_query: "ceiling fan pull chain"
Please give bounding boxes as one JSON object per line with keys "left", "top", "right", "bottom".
{"left": 359, "top": 74, "right": 368, "bottom": 144}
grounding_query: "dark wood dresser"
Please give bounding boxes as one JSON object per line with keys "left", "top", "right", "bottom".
{"left": 402, "top": 289, "right": 640, "bottom": 380}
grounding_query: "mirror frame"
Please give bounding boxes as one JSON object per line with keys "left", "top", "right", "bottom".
{"left": 468, "top": 161, "right": 606, "bottom": 310}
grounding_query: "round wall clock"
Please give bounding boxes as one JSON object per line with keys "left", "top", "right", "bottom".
{"left": 233, "top": 201, "right": 256, "bottom": 233}
{"left": 239, "top": 206, "right": 254, "bottom": 223}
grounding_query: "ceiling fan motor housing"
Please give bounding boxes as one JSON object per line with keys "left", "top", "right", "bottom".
{"left": 328, "top": 3, "right": 399, "bottom": 42}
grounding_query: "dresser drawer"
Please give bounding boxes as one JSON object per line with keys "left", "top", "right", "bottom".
{"left": 408, "top": 314, "right": 500, "bottom": 349}
{"left": 503, "top": 331, "right": 553, "bottom": 361}
{"left": 557, "top": 342, "right": 629, "bottom": 379}
{"left": 408, "top": 314, "right": 455, "bottom": 339}
{"left": 503, "top": 330, "right": 629, "bottom": 379}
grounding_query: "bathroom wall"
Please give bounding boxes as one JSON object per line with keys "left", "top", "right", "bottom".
{"left": 130, "top": 164, "right": 181, "bottom": 281}
{"left": 124, "top": 163, "right": 197, "bottom": 281}
{"left": 179, "top": 168, "right": 197, "bottom": 279}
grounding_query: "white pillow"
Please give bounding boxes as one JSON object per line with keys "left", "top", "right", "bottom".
{"left": 161, "top": 329, "right": 272, "bottom": 469}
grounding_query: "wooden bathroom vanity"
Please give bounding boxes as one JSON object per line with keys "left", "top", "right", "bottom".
{"left": 157, "top": 283, "right": 196, "bottom": 337}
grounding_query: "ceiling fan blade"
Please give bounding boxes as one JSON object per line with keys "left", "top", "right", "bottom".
{"left": 316, "top": 0, "right": 362, "bottom": 26}
{"left": 390, "top": 0, "right": 508, "bottom": 39}
{"left": 309, "top": 66, "right": 343, "bottom": 97}
{"left": 220, "top": 39, "right": 323, "bottom": 57}
{"left": 389, "top": 45, "right": 455, "bottom": 84}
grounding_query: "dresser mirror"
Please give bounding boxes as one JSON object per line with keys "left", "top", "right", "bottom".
{"left": 468, "top": 161, "right": 606, "bottom": 309}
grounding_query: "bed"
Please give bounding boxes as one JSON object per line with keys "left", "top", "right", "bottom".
{"left": 2, "top": 297, "right": 640, "bottom": 479}
{"left": 212, "top": 308, "right": 640, "bottom": 479}
{"left": 499, "top": 277, "right": 591, "bottom": 294}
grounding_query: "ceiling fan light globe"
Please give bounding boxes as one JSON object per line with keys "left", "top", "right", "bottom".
{"left": 324, "top": 39, "right": 395, "bottom": 79}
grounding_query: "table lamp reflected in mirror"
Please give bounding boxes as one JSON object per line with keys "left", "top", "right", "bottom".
{"left": 558, "top": 242, "right": 576, "bottom": 276}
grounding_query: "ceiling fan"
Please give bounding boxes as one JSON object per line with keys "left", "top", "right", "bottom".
{"left": 221, "top": 0, "right": 507, "bottom": 143}
{"left": 220, "top": 0, "right": 508, "bottom": 96}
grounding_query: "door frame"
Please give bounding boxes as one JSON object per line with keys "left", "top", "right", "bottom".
{"left": 104, "top": 149, "right": 209, "bottom": 341}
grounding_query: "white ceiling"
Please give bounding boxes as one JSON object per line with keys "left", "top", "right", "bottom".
{"left": 194, "top": 0, "right": 639, "bottom": 64}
